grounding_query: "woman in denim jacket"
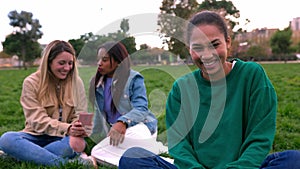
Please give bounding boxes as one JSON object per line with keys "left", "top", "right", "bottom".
{"left": 87, "top": 41, "right": 167, "bottom": 167}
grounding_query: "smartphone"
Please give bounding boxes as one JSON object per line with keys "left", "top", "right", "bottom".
{"left": 79, "top": 112, "right": 94, "bottom": 126}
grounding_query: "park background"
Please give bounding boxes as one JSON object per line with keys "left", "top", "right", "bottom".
{"left": 0, "top": 0, "right": 299, "bottom": 168}
{"left": 1, "top": 0, "right": 300, "bottom": 68}
{"left": 0, "top": 63, "right": 299, "bottom": 169}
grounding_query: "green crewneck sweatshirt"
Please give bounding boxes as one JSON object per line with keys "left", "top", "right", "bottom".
{"left": 166, "top": 59, "right": 277, "bottom": 169}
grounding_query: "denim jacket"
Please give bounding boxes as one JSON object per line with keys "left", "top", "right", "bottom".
{"left": 91, "top": 69, "right": 157, "bottom": 143}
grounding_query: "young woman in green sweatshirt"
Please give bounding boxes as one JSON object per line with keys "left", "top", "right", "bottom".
{"left": 118, "top": 10, "right": 300, "bottom": 169}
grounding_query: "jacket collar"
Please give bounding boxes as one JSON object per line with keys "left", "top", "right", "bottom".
{"left": 96, "top": 76, "right": 118, "bottom": 88}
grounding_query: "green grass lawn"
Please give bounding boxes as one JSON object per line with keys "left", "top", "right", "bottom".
{"left": 0, "top": 63, "right": 299, "bottom": 168}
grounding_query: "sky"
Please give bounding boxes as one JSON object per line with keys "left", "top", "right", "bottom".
{"left": 1, "top": 0, "right": 299, "bottom": 51}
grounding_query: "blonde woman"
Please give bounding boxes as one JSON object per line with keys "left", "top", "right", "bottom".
{"left": 0, "top": 40, "right": 96, "bottom": 168}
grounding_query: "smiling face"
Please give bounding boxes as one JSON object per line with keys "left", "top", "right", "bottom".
{"left": 97, "top": 48, "right": 119, "bottom": 77}
{"left": 189, "top": 24, "right": 231, "bottom": 80}
{"left": 49, "top": 51, "right": 74, "bottom": 80}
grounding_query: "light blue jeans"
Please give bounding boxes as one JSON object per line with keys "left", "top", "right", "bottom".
{"left": 0, "top": 131, "right": 77, "bottom": 166}
{"left": 119, "top": 147, "right": 300, "bottom": 169}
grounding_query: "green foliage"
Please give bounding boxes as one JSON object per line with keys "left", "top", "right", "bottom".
{"left": 3, "top": 10, "right": 43, "bottom": 69}
{"left": 120, "top": 18, "right": 129, "bottom": 33}
{"left": 68, "top": 39, "right": 85, "bottom": 58}
{"left": 270, "top": 28, "right": 293, "bottom": 57}
{"left": 2, "top": 33, "right": 42, "bottom": 63}
{"left": 77, "top": 34, "right": 136, "bottom": 65}
{"left": 2, "top": 33, "right": 22, "bottom": 57}
{"left": 159, "top": 0, "right": 198, "bottom": 58}
{"left": 139, "top": 44, "right": 149, "bottom": 50}
{"left": 0, "top": 51, "right": 11, "bottom": 58}
{"left": 159, "top": 0, "right": 241, "bottom": 59}
{"left": 121, "top": 36, "right": 137, "bottom": 54}
{"left": 7, "top": 10, "right": 43, "bottom": 40}
{"left": 246, "top": 45, "right": 269, "bottom": 61}
{"left": 131, "top": 49, "right": 161, "bottom": 65}
{"left": 131, "top": 47, "right": 177, "bottom": 65}
{"left": 198, "top": 0, "right": 240, "bottom": 29}
{"left": 295, "top": 41, "right": 300, "bottom": 53}
{"left": 0, "top": 63, "right": 299, "bottom": 168}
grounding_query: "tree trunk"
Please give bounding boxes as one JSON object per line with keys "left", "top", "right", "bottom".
{"left": 21, "top": 45, "right": 27, "bottom": 70}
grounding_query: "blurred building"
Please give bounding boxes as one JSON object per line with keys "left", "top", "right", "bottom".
{"left": 290, "top": 17, "right": 300, "bottom": 45}
{"left": 234, "top": 16, "right": 300, "bottom": 61}
{"left": 0, "top": 55, "right": 20, "bottom": 67}
{"left": 291, "top": 17, "right": 300, "bottom": 31}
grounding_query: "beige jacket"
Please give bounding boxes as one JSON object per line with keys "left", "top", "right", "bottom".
{"left": 20, "top": 72, "right": 87, "bottom": 137}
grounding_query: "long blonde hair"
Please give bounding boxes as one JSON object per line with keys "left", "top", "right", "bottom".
{"left": 37, "top": 40, "right": 80, "bottom": 107}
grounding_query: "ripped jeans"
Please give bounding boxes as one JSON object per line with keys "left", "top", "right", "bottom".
{"left": 0, "top": 131, "right": 77, "bottom": 166}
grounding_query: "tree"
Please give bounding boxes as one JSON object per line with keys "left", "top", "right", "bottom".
{"left": 118, "top": 19, "right": 136, "bottom": 54}
{"left": 77, "top": 19, "right": 137, "bottom": 65}
{"left": 294, "top": 41, "right": 300, "bottom": 53}
{"left": 158, "top": 0, "right": 199, "bottom": 59}
{"left": 2, "top": 32, "right": 41, "bottom": 66}
{"left": 0, "top": 51, "right": 11, "bottom": 58}
{"left": 3, "top": 10, "right": 43, "bottom": 69}
{"left": 140, "top": 44, "right": 150, "bottom": 50}
{"left": 120, "top": 18, "right": 129, "bottom": 33}
{"left": 158, "top": 0, "right": 241, "bottom": 59}
{"left": 68, "top": 38, "right": 85, "bottom": 58}
{"left": 198, "top": 0, "right": 240, "bottom": 30}
{"left": 78, "top": 33, "right": 110, "bottom": 65}
{"left": 247, "top": 45, "right": 268, "bottom": 61}
{"left": 270, "top": 27, "right": 292, "bottom": 61}
{"left": 121, "top": 36, "right": 137, "bottom": 54}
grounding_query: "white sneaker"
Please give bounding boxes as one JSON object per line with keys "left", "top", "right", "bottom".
{"left": 0, "top": 150, "right": 10, "bottom": 159}
{"left": 0, "top": 150, "right": 6, "bottom": 157}
{"left": 79, "top": 153, "right": 98, "bottom": 168}
{"left": 69, "top": 153, "right": 97, "bottom": 169}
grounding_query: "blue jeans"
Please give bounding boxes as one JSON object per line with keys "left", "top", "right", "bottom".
{"left": 260, "top": 150, "right": 300, "bottom": 169}
{"left": 119, "top": 147, "right": 177, "bottom": 169}
{"left": 119, "top": 147, "right": 300, "bottom": 169}
{"left": 0, "top": 131, "right": 77, "bottom": 166}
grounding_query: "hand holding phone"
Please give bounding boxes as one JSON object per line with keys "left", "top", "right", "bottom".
{"left": 79, "top": 112, "right": 94, "bottom": 126}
